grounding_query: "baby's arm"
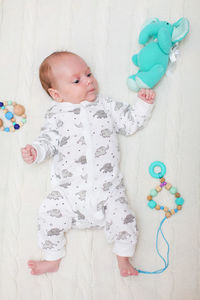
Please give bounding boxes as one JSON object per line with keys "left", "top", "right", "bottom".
{"left": 104, "top": 88, "right": 156, "bottom": 136}
{"left": 21, "top": 118, "right": 59, "bottom": 164}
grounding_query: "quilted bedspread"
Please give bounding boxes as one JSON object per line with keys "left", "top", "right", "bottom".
{"left": 0, "top": 0, "right": 199, "bottom": 299}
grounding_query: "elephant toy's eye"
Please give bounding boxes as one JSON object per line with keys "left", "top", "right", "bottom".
{"left": 166, "top": 22, "right": 169, "bottom": 25}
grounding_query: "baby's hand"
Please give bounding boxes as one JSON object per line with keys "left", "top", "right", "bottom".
{"left": 21, "top": 144, "right": 37, "bottom": 164}
{"left": 138, "top": 88, "right": 156, "bottom": 104}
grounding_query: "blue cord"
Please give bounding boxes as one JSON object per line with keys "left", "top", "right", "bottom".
{"left": 136, "top": 216, "right": 170, "bottom": 274}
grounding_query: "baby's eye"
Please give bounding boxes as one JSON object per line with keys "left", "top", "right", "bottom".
{"left": 73, "top": 79, "right": 80, "bottom": 84}
{"left": 87, "top": 73, "right": 92, "bottom": 77}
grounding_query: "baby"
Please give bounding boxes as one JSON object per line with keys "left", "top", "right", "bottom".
{"left": 21, "top": 51, "right": 156, "bottom": 277}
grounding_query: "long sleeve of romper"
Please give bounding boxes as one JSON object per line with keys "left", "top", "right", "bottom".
{"left": 104, "top": 96, "right": 154, "bottom": 136}
{"left": 32, "top": 117, "right": 60, "bottom": 164}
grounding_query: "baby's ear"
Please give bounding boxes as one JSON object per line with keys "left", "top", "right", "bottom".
{"left": 48, "top": 88, "right": 62, "bottom": 102}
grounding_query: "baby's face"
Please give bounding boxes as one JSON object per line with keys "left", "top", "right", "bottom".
{"left": 49, "top": 54, "right": 98, "bottom": 104}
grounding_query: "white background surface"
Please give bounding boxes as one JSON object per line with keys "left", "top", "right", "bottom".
{"left": 0, "top": 0, "right": 199, "bottom": 299}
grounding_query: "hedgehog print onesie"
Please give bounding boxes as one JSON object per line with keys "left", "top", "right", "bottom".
{"left": 32, "top": 95, "right": 154, "bottom": 261}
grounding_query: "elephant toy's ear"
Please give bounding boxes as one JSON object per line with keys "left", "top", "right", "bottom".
{"left": 141, "top": 17, "right": 160, "bottom": 31}
{"left": 172, "top": 18, "right": 190, "bottom": 43}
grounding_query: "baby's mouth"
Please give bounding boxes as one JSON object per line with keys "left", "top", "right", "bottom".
{"left": 88, "top": 87, "right": 95, "bottom": 93}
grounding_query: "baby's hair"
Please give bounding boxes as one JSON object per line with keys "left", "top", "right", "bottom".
{"left": 39, "top": 50, "right": 75, "bottom": 96}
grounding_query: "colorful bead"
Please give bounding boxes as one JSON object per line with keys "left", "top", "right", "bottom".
{"left": 10, "top": 126, "right": 15, "bottom": 132}
{"left": 14, "top": 104, "right": 25, "bottom": 116}
{"left": 5, "top": 112, "right": 14, "bottom": 120}
{"left": 148, "top": 200, "right": 157, "bottom": 209}
{"left": 164, "top": 206, "right": 169, "bottom": 212}
{"left": 4, "top": 127, "right": 10, "bottom": 132}
{"left": 8, "top": 101, "right": 12, "bottom": 105}
{"left": 175, "top": 192, "right": 180, "bottom": 198}
{"left": 160, "top": 178, "right": 165, "bottom": 183}
{"left": 0, "top": 102, "right": 3, "bottom": 107}
{"left": 150, "top": 189, "right": 158, "bottom": 197}
{"left": 170, "top": 187, "right": 177, "bottom": 194}
{"left": 175, "top": 197, "right": 184, "bottom": 205}
{"left": 156, "top": 186, "right": 162, "bottom": 192}
{"left": 14, "top": 124, "right": 20, "bottom": 130}
{"left": 174, "top": 208, "right": 178, "bottom": 213}
{"left": 177, "top": 205, "right": 182, "bottom": 210}
{"left": 165, "top": 212, "right": 171, "bottom": 218}
{"left": 165, "top": 183, "right": 172, "bottom": 190}
{"left": 155, "top": 204, "right": 160, "bottom": 210}
{"left": 22, "top": 118, "right": 26, "bottom": 123}
{"left": 171, "top": 209, "right": 175, "bottom": 215}
{"left": 160, "top": 206, "right": 164, "bottom": 210}
{"left": 160, "top": 182, "right": 167, "bottom": 187}
{"left": 0, "top": 119, "right": 3, "bottom": 127}
{"left": 147, "top": 195, "right": 152, "bottom": 201}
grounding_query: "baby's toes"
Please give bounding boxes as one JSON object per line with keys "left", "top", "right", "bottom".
{"left": 121, "top": 269, "right": 129, "bottom": 277}
{"left": 28, "top": 260, "right": 34, "bottom": 267}
{"left": 131, "top": 269, "right": 139, "bottom": 276}
{"left": 130, "top": 267, "right": 139, "bottom": 276}
{"left": 31, "top": 268, "right": 37, "bottom": 275}
{"left": 146, "top": 90, "right": 151, "bottom": 99}
{"left": 28, "top": 261, "right": 37, "bottom": 274}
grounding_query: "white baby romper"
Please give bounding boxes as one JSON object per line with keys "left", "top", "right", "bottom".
{"left": 33, "top": 94, "right": 154, "bottom": 260}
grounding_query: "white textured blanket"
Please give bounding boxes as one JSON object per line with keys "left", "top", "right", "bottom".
{"left": 0, "top": 1, "right": 199, "bottom": 299}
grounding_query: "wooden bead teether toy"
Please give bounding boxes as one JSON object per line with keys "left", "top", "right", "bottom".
{"left": 0, "top": 101, "right": 27, "bottom": 132}
{"left": 136, "top": 161, "right": 184, "bottom": 275}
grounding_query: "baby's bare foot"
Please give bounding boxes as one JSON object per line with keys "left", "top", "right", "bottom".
{"left": 27, "top": 259, "right": 61, "bottom": 275}
{"left": 117, "top": 256, "right": 138, "bottom": 277}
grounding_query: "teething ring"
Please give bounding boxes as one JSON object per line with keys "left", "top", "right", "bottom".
{"left": 0, "top": 101, "right": 27, "bottom": 132}
{"left": 147, "top": 161, "right": 184, "bottom": 218}
{"left": 149, "top": 161, "right": 166, "bottom": 178}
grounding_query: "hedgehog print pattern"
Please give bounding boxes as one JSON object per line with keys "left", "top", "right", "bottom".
{"left": 100, "top": 163, "right": 113, "bottom": 173}
{"left": 93, "top": 110, "right": 107, "bottom": 119}
{"left": 47, "top": 191, "right": 63, "bottom": 200}
{"left": 47, "top": 209, "right": 63, "bottom": 218}
{"left": 47, "top": 228, "right": 64, "bottom": 236}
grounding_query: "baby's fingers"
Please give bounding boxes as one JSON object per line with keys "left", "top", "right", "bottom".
{"left": 151, "top": 90, "right": 156, "bottom": 99}
{"left": 145, "top": 89, "right": 151, "bottom": 100}
{"left": 149, "top": 90, "right": 156, "bottom": 100}
{"left": 30, "top": 147, "right": 37, "bottom": 159}
{"left": 138, "top": 88, "right": 146, "bottom": 96}
{"left": 24, "top": 156, "right": 35, "bottom": 164}
{"left": 21, "top": 148, "right": 31, "bottom": 157}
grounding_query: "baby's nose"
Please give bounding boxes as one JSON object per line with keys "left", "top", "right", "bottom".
{"left": 86, "top": 76, "right": 92, "bottom": 85}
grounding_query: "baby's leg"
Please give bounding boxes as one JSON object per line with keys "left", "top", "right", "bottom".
{"left": 103, "top": 193, "right": 138, "bottom": 277}
{"left": 28, "top": 190, "right": 72, "bottom": 275}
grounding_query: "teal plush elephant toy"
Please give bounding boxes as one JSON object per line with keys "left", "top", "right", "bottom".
{"left": 127, "top": 17, "right": 190, "bottom": 92}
